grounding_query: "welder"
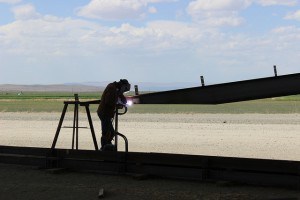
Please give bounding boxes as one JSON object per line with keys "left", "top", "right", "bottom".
{"left": 97, "top": 79, "right": 131, "bottom": 151}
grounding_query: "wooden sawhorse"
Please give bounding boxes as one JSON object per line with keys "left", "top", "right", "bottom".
{"left": 51, "top": 94, "right": 100, "bottom": 150}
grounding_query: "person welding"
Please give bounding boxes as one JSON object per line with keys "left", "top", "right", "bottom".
{"left": 97, "top": 79, "right": 131, "bottom": 151}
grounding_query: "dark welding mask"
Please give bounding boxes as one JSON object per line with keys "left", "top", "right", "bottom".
{"left": 119, "top": 79, "right": 131, "bottom": 93}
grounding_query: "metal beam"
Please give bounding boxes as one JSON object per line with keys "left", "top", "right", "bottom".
{"left": 0, "top": 145, "right": 299, "bottom": 189}
{"left": 129, "top": 73, "right": 300, "bottom": 104}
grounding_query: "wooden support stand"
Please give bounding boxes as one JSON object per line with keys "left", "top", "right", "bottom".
{"left": 51, "top": 94, "right": 100, "bottom": 150}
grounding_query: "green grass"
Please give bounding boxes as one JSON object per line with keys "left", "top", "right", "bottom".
{"left": 0, "top": 91, "right": 139, "bottom": 100}
{"left": 0, "top": 92, "right": 101, "bottom": 100}
{"left": 1, "top": 92, "right": 300, "bottom": 113}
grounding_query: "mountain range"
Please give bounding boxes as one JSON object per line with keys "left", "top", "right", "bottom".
{"left": 0, "top": 81, "right": 201, "bottom": 92}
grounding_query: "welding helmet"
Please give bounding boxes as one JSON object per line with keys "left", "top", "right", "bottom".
{"left": 119, "top": 79, "right": 131, "bottom": 93}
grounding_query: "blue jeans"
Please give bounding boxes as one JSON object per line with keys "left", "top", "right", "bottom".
{"left": 98, "top": 113, "right": 115, "bottom": 149}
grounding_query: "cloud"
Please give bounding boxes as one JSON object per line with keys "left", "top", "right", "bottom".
{"left": 106, "top": 20, "right": 209, "bottom": 50}
{"left": 255, "top": 0, "right": 298, "bottom": 6}
{"left": 76, "top": 0, "right": 175, "bottom": 20}
{"left": 0, "top": 13, "right": 105, "bottom": 57}
{"left": 187, "top": 0, "right": 298, "bottom": 27}
{"left": 2, "top": 5, "right": 300, "bottom": 61}
{"left": 0, "top": 9, "right": 213, "bottom": 59}
{"left": 12, "top": 4, "right": 41, "bottom": 20}
{"left": 77, "top": 0, "right": 145, "bottom": 20}
{"left": 0, "top": 0, "right": 21, "bottom": 4}
{"left": 285, "top": 10, "right": 300, "bottom": 21}
{"left": 188, "top": 0, "right": 251, "bottom": 11}
{"left": 148, "top": 6, "right": 157, "bottom": 14}
{"left": 187, "top": 0, "right": 251, "bottom": 27}
{"left": 1, "top": 3, "right": 300, "bottom": 82}
{"left": 271, "top": 26, "right": 300, "bottom": 45}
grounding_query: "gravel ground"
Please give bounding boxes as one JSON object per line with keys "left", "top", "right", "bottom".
{"left": 1, "top": 112, "right": 300, "bottom": 160}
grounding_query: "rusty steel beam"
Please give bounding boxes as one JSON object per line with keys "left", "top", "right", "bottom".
{"left": 129, "top": 73, "right": 300, "bottom": 104}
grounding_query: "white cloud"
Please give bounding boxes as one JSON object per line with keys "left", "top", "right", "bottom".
{"left": 271, "top": 25, "right": 300, "bottom": 42}
{"left": 89, "top": 21, "right": 204, "bottom": 51}
{"left": 0, "top": 0, "right": 21, "bottom": 4}
{"left": 1, "top": 3, "right": 300, "bottom": 83}
{"left": 12, "top": 4, "right": 41, "bottom": 20}
{"left": 2, "top": 7, "right": 299, "bottom": 62}
{"left": 0, "top": 11, "right": 213, "bottom": 58}
{"left": 77, "top": 0, "right": 144, "bottom": 20}
{"left": 187, "top": 0, "right": 298, "bottom": 27}
{"left": 285, "top": 10, "right": 300, "bottom": 21}
{"left": 187, "top": 0, "right": 251, "bottom": 26}
{"left": 148, "top": 6, "right": 157, "bottom": 14}
{"left": 204, "top": 15, "right": 244, "bottom": 26}
{"left": 188, "top": 0, "right": 251, "bottom": 11}
{"left": 106, "top": 21, "right": 209, "bottom": 50}
{"left": 0, "top": 14, "right": 105, "bottom": 56}
{"left": 255, "top": 0, "right": 298, "bottom": 6}
{"left": 77, "top": 0, "right": 174, "bottom": 20}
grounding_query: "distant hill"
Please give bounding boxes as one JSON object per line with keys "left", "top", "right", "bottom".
{"left": 0, "top": 84, "right": 104, "bottom": 92}
{"left": 72, "top": 81, "right": 201, "bottom": 91}
{"left": 0, "top": 81, "right": 201, "bottom": 92}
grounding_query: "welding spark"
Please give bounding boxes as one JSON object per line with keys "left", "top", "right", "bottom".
{"left": 126, "top": 100, "right": 133, "bottom": 106}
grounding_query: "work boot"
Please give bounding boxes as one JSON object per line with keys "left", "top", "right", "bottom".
{"left": 102, "top": 144, "right": 115, "bottom": 151}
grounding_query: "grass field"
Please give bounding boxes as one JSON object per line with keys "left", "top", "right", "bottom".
{"left": 1, "top": 91, "right": 300, "bottom": 113}
{"left": 0, "top": 92, "right": 101, "bottom": 100}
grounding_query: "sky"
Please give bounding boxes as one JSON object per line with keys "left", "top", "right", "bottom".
{"left": 0, "top": 0, "right": 300, "bottom": 85}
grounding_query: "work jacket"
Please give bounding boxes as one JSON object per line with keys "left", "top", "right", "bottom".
{"left": 97, "top": 82, "right": 125, "bottom": 118}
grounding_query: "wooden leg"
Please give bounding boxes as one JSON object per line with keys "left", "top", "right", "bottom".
{"left": 72, "top": 104, "right": 76, "bottom": 150}
{"left": 75, "top": 103, "right": 79, "bottom": 150}
{"left": 51, "top": 104, "right": 68, "bottom": 149}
